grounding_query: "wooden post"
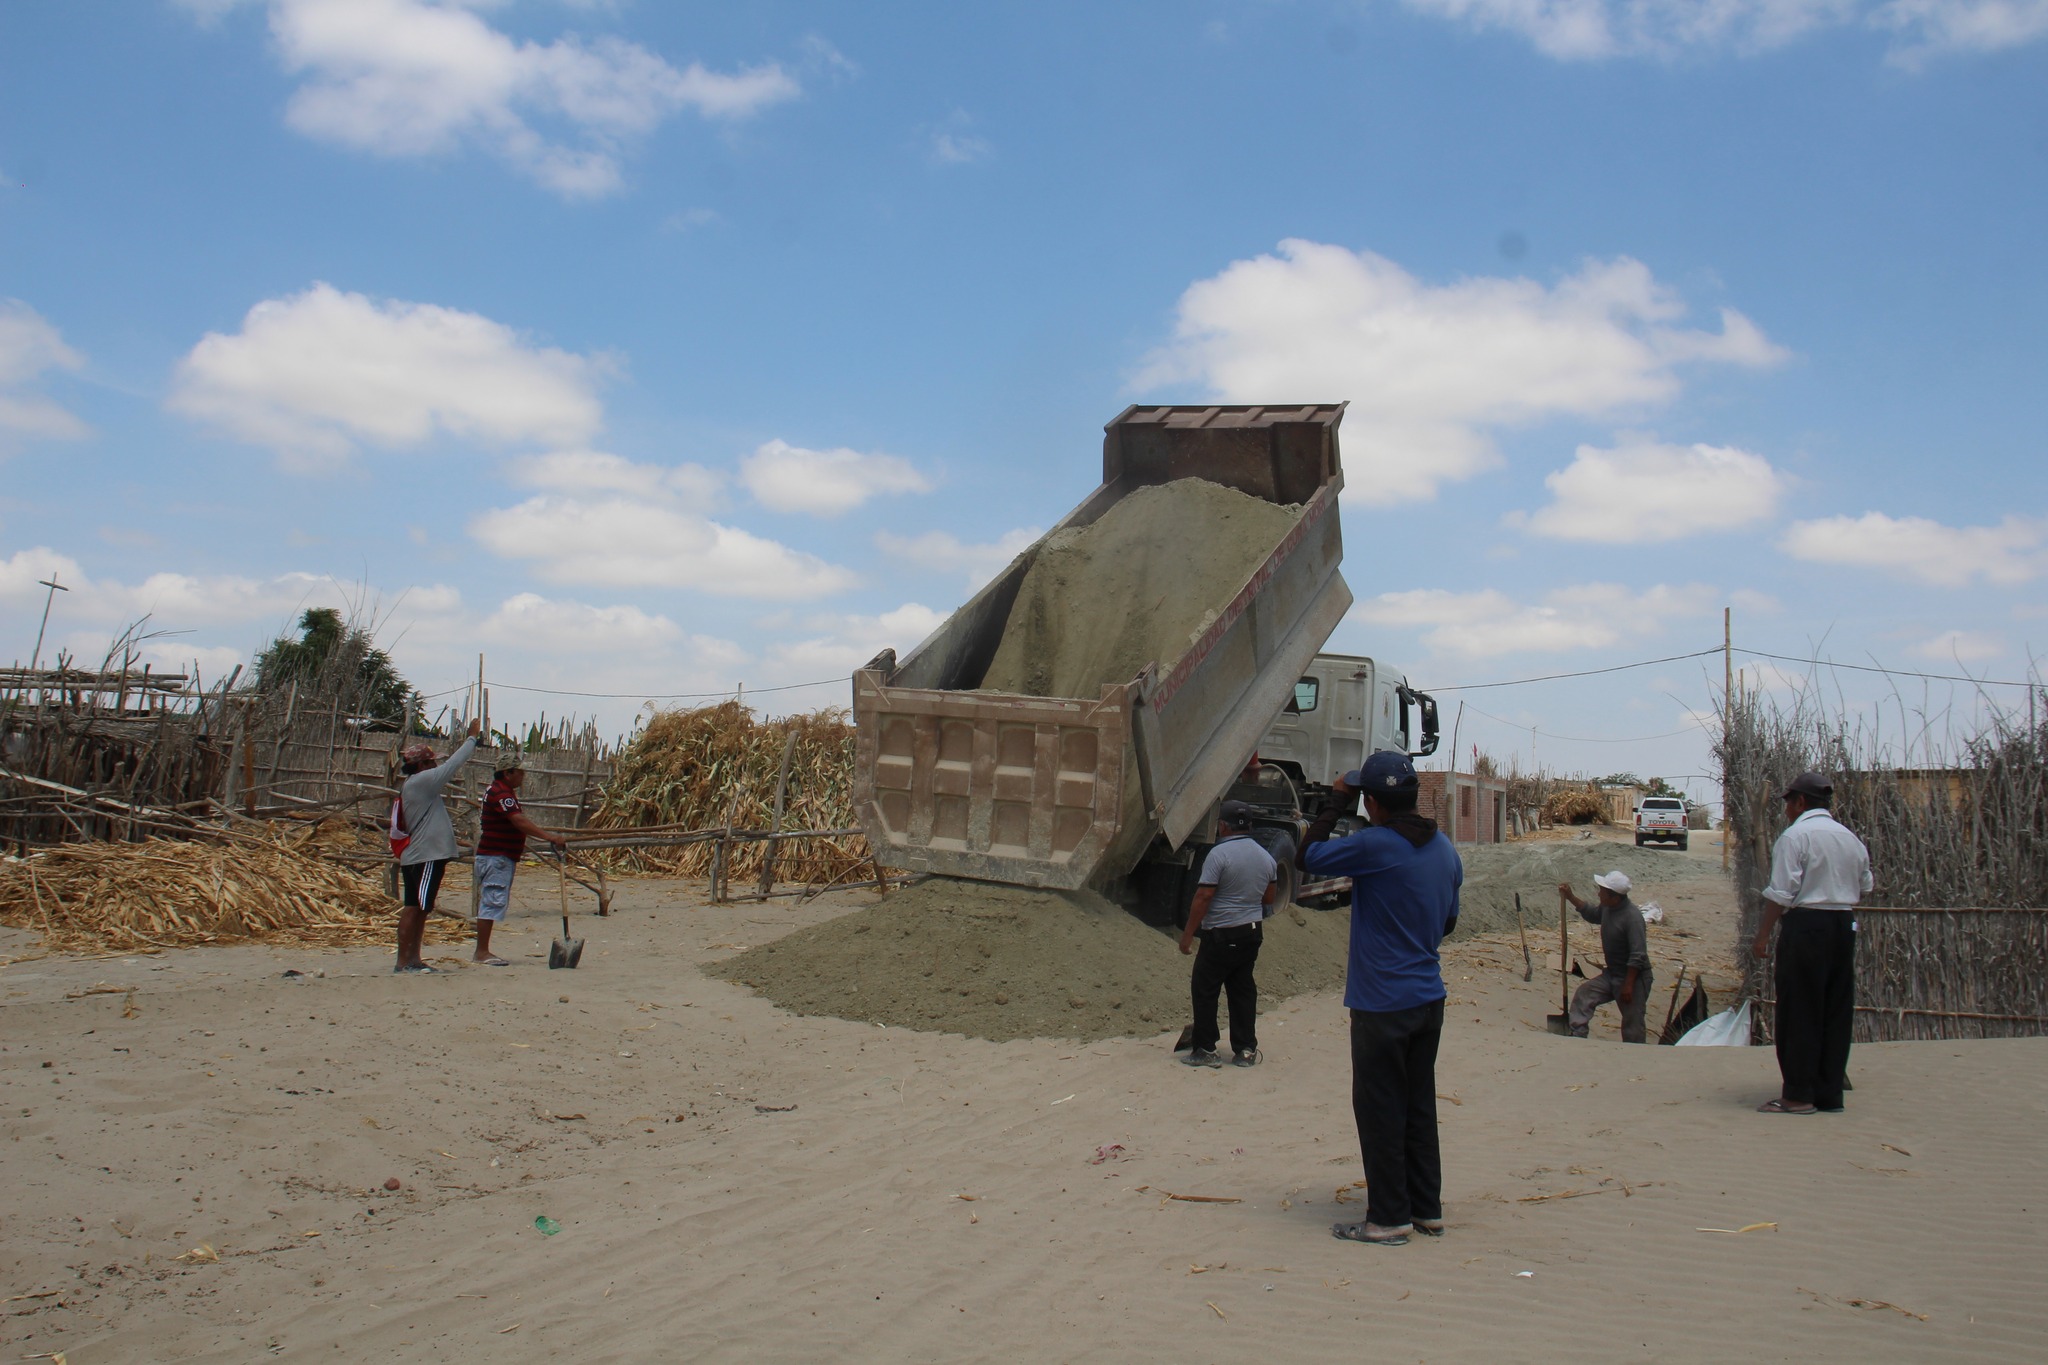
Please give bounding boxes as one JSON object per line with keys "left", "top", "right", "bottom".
{"left": 712, "top": 778, "right": 746, "bottom": 903}
{"left": 1722, "top": 606, "right": 1732, "bottom": 872}
{"left": 573, "top": 743, "right": 596, "bottom": 831}
{"left": 240, "top": 703, "right": 258, "bottom": 817}
{"left": 758, "top": 731, "right": 796, "bottom": 898}
{"left": 1557, "top": 887, "right": 1571, "bottom": 1017}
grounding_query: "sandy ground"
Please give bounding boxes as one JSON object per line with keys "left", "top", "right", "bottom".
{"left": 4, "top": 829, "right": 2044, "bottom": 1362}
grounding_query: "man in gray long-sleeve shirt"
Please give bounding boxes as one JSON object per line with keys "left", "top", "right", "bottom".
{"left": 1559, "top": 870, "right": 1654, "bottom": 1043}
{"left": 394, "top": 718, "right": 480, "bottom": 974}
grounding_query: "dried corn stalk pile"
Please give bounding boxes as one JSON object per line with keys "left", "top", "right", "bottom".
{"left": 0, "top": 827, "right": 444, "bottom": 952}
{"left": 588, "top": 701, "right": 870, "bottom": 883}
{"left": 1541, "top": 786, "right": 1609, "bottom": 825}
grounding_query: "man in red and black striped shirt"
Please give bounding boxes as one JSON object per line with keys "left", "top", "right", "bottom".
{"left": 473, "top": 759, "right": 566, "bottom": 965}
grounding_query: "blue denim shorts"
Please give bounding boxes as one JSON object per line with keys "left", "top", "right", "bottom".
{"left": 474, "top": 854, "right": 517, "bottom": 921}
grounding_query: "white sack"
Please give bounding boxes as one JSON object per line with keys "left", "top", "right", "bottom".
{"left": 1674, "top": 1000, "right": 1752, "bottom": 1047}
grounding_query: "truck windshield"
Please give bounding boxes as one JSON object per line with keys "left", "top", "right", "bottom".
{"left": 1289, "top": 677, "right": 1319, "bottom": 713}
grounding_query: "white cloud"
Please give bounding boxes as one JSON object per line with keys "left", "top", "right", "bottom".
{"left": 1780, "top": 512, "right": 2048, "bottom": 586}
{"left": 508, "top": 449, "right": 722, "bottom": 505}
{"left": 760, "top": 603, "right": 951, "bottom": 679}
{"left": 739, "top": 439, "right": 932, "bottom": 516}
{"left": 1396, "top": 0, "right": 2048, "bottom": 61}
{"left": 1880, "top": 0, "right": 2048, "bottom": 60}
{"left": 0, "top": 547, "right": 474, "bottom": 691}
{"left": 930, "top": 131, "right": 991, "bottom": 164}
{"left": 1912, "top": 628, "right": 2005, "bottom": 663}
{"left": 1139, "top": 242, "right": 1784, "bottom": 504}
{"left": 470, "top": 494, "right": 855, "bottom": 599}
{"left": 0, "top": 300, "right": 89, "bottom": 443}
{"left": 0, "top": 547, "right": 343, "bottom": 629}
{"left": 169, "top": 283, "right": 605, "bottom": 466}
{"left": 876, "top": 527, "right": 1041, "bottom": 589}
{"left": 188, "top": 0, "right": 800, "bottom": 197}
{"left": 1353, "top": 581, "right": 1719, "bottom": 656}
{"left": 1519, "top": 437, "right": 1787, "bottom": 541}
{"left": 478, "top": 591, "right": 683, "bottom": 652}
{"left": 662, "top": 207, "right": 721, "bottom": 233}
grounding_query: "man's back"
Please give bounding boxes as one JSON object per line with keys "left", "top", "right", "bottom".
{"left": 1767, "top": 809, "right": 1872, "bottom": 909}
{"left": 1304, "top": 827, "right": 1462, "bottom": 1012}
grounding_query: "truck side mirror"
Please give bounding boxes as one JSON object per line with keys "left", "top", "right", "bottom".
{"left": 1398, "top": 685, "right": 1440, "bottom": 757}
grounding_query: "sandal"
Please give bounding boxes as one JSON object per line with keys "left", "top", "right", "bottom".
{"left": 1331, "top": 1220, "right": 1410, "bottom": 1245}
{"left": 1756, "top": 1098, "right": 1817, "bottom": 1114}
{"left": 475, "top": 957, "right": 510, "bottom": 967}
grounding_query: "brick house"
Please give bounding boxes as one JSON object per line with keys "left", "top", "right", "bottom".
{"left": 1418, "top": 770, "right": 1507, "bottom": 844}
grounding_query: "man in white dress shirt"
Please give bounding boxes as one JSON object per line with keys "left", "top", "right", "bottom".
{"left": 1750, "top": 771, "right": 1872, "bottom": 1114}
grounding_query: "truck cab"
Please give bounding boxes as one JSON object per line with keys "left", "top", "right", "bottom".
{"left": 1126, "top": 654, "right": 1438, "bottom": 924}
{"left": 1252, "top": 653, "right": 1438, "bottom": 803}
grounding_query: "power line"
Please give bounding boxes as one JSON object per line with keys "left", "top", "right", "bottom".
{"left": 1458, "top": 699, "right": 1711, "bottom": 745}
{"left": 472, "top": 677, "right": 846, "bottom": 702}
{"left": 1737, "top": 648, "right": 2042, "bottom": 691}
{"left": 1421, "top": 648, "right": 1721, "bottom": 692}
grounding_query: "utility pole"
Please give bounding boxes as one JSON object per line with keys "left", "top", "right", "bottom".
{"left": 1722, "top": 606, "right": 1732, "bottom": 872}
{"left": 29, "top": 573, "right": 68, "bottom": 672}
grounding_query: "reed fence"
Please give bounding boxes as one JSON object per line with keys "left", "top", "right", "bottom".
{"left": 1718, "top": 684, "right": 2048, "bottom": 1042}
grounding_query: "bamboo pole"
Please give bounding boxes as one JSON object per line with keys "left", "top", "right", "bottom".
{"left": 758, "top": 730, "right": 796, "bottom": 897}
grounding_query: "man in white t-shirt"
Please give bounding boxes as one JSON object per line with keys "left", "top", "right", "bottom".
{"left": 1178, "top": 800, "right": 1279, "bottom": 1069}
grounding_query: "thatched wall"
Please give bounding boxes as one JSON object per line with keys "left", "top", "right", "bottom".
{"left": 1718, "top": 690, "right": 2048, "bottom": 1042}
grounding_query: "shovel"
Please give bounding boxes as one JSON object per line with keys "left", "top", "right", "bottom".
{"left": 1513, "top": 893, "right": 1533, "bottom": 982}
{"left": 1545, "top": 887, "right": 1573, "bottom": 1035}
{"left": 548, "top": 857, "right": 584, "bottom": 970}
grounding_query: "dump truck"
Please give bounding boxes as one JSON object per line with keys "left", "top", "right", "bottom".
{"left": 850, "top": 404, "right": 1440, "bottom": 922}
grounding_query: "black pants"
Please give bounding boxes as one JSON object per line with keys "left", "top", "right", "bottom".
{"left": 1350, "top": 999, "right": 1444, "bottom": 1229}
{"left": 1775, "top": 911, "right": 1856, "bottom": 1109}
{"left": 1190, "top": 922, "right": 1262, "bottom": 1055}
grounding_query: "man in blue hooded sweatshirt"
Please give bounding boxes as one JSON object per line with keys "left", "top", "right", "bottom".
{"left": 1298, "top": 750, "right": 1462, "bottom": 1246}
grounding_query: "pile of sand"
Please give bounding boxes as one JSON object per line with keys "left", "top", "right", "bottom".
{"left": 707, "top": 876, "right": 1350, "bottom": 1042}
{"left": 980, "top": 478, "right": 1299, "bottom": 698}
{"left": 1449, "top": 839, "right": 1719, "bottom": 937}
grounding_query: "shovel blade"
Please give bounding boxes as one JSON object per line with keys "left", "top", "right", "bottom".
{"left": 549, "top": 937, "right": 584, "bottom": 969}
{"left": 1545, "top": 1014, "right": 1573, "bottom": 1036}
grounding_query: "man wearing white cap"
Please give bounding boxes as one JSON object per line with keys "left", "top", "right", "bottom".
{"left": 1557, "top": 871, "right": 1653, "bottom": 1042}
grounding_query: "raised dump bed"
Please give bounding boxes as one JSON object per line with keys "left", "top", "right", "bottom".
{"left": 852, "top": 404, "right": 1352, "bottom": 890}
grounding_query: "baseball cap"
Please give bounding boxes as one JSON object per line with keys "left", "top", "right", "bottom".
{"left": 1218, "top": 799, "right": 1254, "bottom": 829}
{"left": 1343, "top": 750, "right": 1419, "bottom": 794}
{"left": 1593, "top": 870, "right": 1632, "bottom": 894}
{"left": 1782, "top": 771, "right": 1832, "bottom": 799}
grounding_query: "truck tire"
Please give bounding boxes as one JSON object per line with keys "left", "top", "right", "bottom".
{"left": 1677, "top": 833, "right": 1689, "bottom": 851}
{"left": 1634, "top": 834, "right": 1645, "bottom": 847}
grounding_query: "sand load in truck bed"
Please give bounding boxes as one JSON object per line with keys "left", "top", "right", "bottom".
{"left": 979, "top": 478, "right": 1301, "bottom": 698}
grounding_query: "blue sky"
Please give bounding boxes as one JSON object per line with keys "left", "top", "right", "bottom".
{"left": 3, "top": 0, "right": 2044, "bottom": 806}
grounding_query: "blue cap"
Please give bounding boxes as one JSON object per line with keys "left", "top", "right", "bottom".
{"left": 1344, "top": 750, "right": 1418, "bottom": 793}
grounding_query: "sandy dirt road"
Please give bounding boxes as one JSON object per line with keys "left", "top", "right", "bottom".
{"left": 3, "top": 831, "right": 2043, "bottom": 1362}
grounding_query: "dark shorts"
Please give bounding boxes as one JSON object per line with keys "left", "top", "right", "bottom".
{"left": 401, "top": 859, "right": 450, "bottom": 913}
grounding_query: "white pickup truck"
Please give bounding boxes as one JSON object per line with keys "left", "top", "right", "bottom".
{"left": 1634, "top": 796, "right": 1689, "bottom": 850}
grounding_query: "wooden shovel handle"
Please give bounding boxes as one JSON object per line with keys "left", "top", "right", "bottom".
{"left": 1558, "top": 888, "right": 1571, "bottom": 1012}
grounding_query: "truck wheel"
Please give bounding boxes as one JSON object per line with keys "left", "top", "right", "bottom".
{"left": 1677, "top": 834, "right": 1689, "bottom": 851}
{"left": 1634, "top": 834, "right": 1645, "bottom": 847}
